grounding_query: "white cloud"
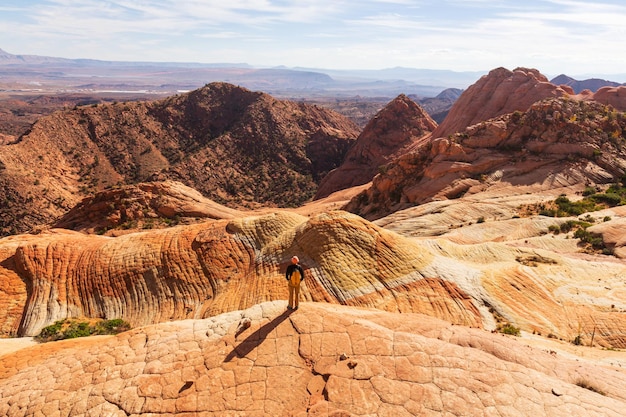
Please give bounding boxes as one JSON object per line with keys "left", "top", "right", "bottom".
{"left": 0, "top": 0, "right": 624, "bottom": 77}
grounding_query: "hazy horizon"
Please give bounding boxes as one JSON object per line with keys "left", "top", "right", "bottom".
{"left": 1, "top": 1, "right": 625, "bottom": 81}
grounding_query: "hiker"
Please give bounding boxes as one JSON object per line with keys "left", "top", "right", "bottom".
{"left": 285, "top": 255, "right": 304, "bottom": 310}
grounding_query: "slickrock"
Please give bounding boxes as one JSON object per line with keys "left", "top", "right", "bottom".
{"left": 0, "top": 211, "right": 481, "bottom": 337}
{"left": 315, "top": 94, "right": 436, "bottom": 199}
{"left": 587, "top": 216, "right": 626, "bottom": 258}
{"left": 1, "top": 301, "right": 626, "bottom": 416}
{"left": 2, "top": 210, "right": 626, "bottom": 350}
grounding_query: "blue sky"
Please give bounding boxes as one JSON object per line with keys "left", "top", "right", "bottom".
{"left": 1, "top": 0, "right": 625, "bottom": 78}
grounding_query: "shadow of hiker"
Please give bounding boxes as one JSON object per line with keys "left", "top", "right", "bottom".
{"left": 224, "top": 308, "right": 293, "bottom": 362}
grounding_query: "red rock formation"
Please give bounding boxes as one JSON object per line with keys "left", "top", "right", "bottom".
{"left": 1, "top": 302, "right": 626, "bottom": 416}
{"left": 432, "top": 67, "right": 573, "bottom": 138}
{"left": 0, "top": 82, "right": 360, "bottom": 236}
{"left": 53, "top": 180, "right": 243, "bottom": 235}
{"left": 315, "top": 94, "right": 436, "bottom": 198}
{"left": 0, "top": 211, "right": 481, "bottom": 337}
{"left": 591, "top": 85, "right": 626, "bottom": 111}
{"left": 346, "top": 96, "right": 626, "bottom": 219}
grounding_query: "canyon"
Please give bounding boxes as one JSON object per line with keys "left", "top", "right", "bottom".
{"left": 1, "top": 65, "right": 626, "bottom": 416}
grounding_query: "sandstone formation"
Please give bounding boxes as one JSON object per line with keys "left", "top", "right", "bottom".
{"left": 432, "top": 67, "right": 572, "bottom": 139}
{"left": 0, "top": 82, "right": 360, "bottom": 236}
{"left": 53, "top": 180, "right": 244, "bottom": 235}
{"left": 346, "top": 96, "right": 626, "bottom": 219}
{"left": 2, "top": 209, "right": 626, "bottom": 351}
{"left": 315, "top": 94, "right": 436, "bottom": 199}
{"left": 591, "top": 85, "right": 626, "bottom": 112}
{"left": 1, "top": 301, "right": 626, "bottom": 416}
{"left": 433, "top": 67, "right": 626, "bottom": 140}
{"left": 587, "top": 215, "right": 626, "bottom": 258}
{"left": 0, "top": 211, "right": 480, "bottom": 337}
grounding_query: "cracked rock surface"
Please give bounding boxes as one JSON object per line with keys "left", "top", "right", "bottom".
{"left": 1, "top": 301, "right": 625, "bottom": 416}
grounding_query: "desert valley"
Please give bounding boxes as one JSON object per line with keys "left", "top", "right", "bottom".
{"left": 1, "top": 49, "right": 626, "bottom": 416}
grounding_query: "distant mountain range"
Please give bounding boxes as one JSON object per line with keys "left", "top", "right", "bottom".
{"left": 2, "top": 47, "right": 625, "bottom": 98}
{"left": 550, "top": 74, "right": 625, "bottom": 93}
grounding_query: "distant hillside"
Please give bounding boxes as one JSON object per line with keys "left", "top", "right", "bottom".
{"left": 0, "top": 82, "right": 359, "bottom": 236}
{"left": 551, "top": 74, "right": 624, "bottom": 93}
{"left": 413, "top": 88, "right": 463, "bottom": 123}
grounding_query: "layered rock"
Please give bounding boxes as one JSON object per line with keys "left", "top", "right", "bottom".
{"left": 1, "top": 302, "right": 626, "bottom": 416}
{"left": 2, "top": 210, "right": 626, "bottom": 350}
{"left": 315, "top": 94, "right": 436, "bottom": 199}
{"left": 0, "top": 211, "right": 480, "bottom": 337}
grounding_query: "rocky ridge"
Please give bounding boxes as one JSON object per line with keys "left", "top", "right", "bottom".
{"left": 0, "top": 82, "right": 360, "bottom": 236}
{"left": 315, "top": 94, "right": 437, "bottom": 199}
{"left": 551, "top": 73, "right": 625, "bottom": 94}
{"left": 53, "top": 180, "right": 244, "bottom": 235}
{"left": 346, "top": 95, "right": 626, "bottom": 219}
{"left": 432, "top": 67, "right": 626, "bottom": 140}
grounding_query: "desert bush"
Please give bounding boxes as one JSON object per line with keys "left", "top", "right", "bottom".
{"left": 575, "top": 379, "right": 606, "bottom": 396}
{"left": 574, "top": 228, "right": 604, "bottom": 250}
{"left": 497, "top": 323, "right": 521, "bottom": 336}
{"left": 35, "top": 318, "right": 131, "bottom": 343}
{"left": 589, "top": 192, "right": 622, "bottom": 206}
{"left": 93, "top": 318, "right": 131, "bottom": 335}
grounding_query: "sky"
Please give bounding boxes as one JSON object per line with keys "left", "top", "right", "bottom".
{"left": 1, "top": 0, "right": 625, "bottom": 79}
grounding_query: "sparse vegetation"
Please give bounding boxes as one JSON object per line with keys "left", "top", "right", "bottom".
{"left": 35, "top": 318, "right": 131, "bottom": 342}
{"left": 522, "top": 184, "right": 626, "bottom": 254}
{"left": 515, "top": 254, "right": 557, "bottom": 267}
{"left": 575, "top": 379, "right": 606, "bottom": 396}
{"left": 497, "top": 323, "right": 521, "bottom": 336}
{"left": 488, "top": 305, "right": 521, "bottom": 336}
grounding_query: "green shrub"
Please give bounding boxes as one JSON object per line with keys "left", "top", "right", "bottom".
{"left": 35, "top": 318, "right": 131, "bottom": 342}
{"left": 582, "top": 186, "right": 597, "bottom": 196}
{"left": 37, "top": 320, "right": 64, "bottom": 341}
{"left": 94, "top": 318, "right": 131, "bottom": 335}
{"left": 63, "top": 322, "right": 91, "bottom": 339}
{"left": 497, "top": 323, "right": 521, "bottom": 336}
{"left": 590, "top": 192, "right": 622, "bottom": 206}
{"left": 574, "top": 228, "right": 604, "bottom": 249}
{"left": 548, "top": 224, "right": 560, "bottom": 234}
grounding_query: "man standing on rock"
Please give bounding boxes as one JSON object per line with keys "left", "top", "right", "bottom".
{"left": 286, "top": 255, "right": 304, "bottom": 310}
